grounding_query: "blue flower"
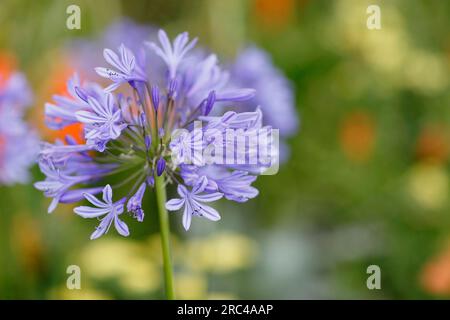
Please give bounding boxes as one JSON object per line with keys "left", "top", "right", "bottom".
{"left": 166, "top": 177, "right": 223, "bottom": 230}
{"left": 151, "top": 85, "right": 160, "bottom": 111}
{"left": 0, "top": 72, "right": 33, "bottom": 107}
{"left": 0, "top": 72, "right": 39, "bottom": 185}
{"left": 95, "top": 44, "right": 146, "bottom": 92}
{"left": 44, "top": 73, "right": 104, "bottom": 130}
{"left": 180, "top": 165, "right": 258, "bottom": 203}
{"left": 169, "top": 128, "right": 204, "bottom": 167}
{"left": 76, "top": 93, "right": 127, "bottom": 151}
{"left": 36, "top": 27, "right": 284, "bottom": 237}
{"left": 147, "top": 29, "right": 197, "bottom": 79}
{"left": 182, "top": 53, "right": 256, "bottom": 108}
{"left": 74, "top": 185, "right": 129, "bottom": 239}
{"left": 34, "top": 161, "right": 102, "bottom": 213}
{"left": 127, "top": 182, "right": 147, "bottom": 222}
{"left": 156, "top": 157, "right": 166, "bottom": 176}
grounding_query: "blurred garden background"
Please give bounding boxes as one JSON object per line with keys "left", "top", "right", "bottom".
{"left": 1, "top": 0, "right": 450, "bottom": 299}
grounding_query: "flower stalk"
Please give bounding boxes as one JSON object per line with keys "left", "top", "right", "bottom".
{"left": 154, "top": 173, "right": 175, "bottom": 299}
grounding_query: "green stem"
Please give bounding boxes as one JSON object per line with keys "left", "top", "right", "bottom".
{"left": 154, "top": 173, "right": 175, "bottom": 299}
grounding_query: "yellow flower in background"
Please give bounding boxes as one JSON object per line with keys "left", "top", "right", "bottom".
{"left": 331, "top": 0, "right": 449, "bottom": 94}
{"left": 403, "top": 51, "right": 449, "bottom": 94}
{"left": 175, "top": 272, "right": 207, "bottom": 300}
{"left": 207, "top": 292, "right": 237, "bottom": 300}
{"left": 332, "top": 0, "right": 407, "bottom": 72}
{"left": 407, "top": 164, "right": 448, "bottom": 210}
{"left": 80, "top": 239, "right": 142, "bottom": 277}
{"left": 146, "top": 233, "right": 182, "bottom": 264}
{"left": 184, "top": 232, "right": 258, "bottom": 274}
{"left": 116, "top": 257, "right": 160, "bottom": 294}
{"left": 79, "top": 239, "right": 160, "bottom": 294}
{"left": 50, "top": 286, "right": 111, "bottom": 300}
{"left": 146, "top": 232, "right": 257, "bottom": 274}
{"left": 75, "top": 232, "right": 257, "bottom": 298}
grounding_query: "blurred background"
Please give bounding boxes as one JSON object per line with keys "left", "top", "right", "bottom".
{"left": 1, "top": 0, "right": 450, "bottom": 299}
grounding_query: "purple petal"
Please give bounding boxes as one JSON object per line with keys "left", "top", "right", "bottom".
{"left": 95, "top": 67, "right": 123, "bottom": 81}
{"left": 195, "top": 201, "right": 221, "bottom": 221}
{"left": 104, "top": 81, "right": 123, "bottom": 93}
{"left": 156, "top": 157, "right": 166, "bottom": 176}
{"left": 182, "top": 201, "right": 192, "bottom": 231}
{"left": 177, "top": 184, "right": 188, "bottom": 197}
{"left": 74, "top": 206, "right": 111, "bottom": 218}
{"left": 48, "top": 197, "right": 59, "bottom": 214}
{"left": 76, "top": 111, "right": 105, "bottom": 124}
{"left": 173, "top": 32, "right": 188, "bottom": 54}
{"left": 114, "top": 216, "right": 130, "bottom": 237}
{"left": 192, "top": 192, "right": 223, "bottom": 203}
{"left": 88, "top": 96, "right": 110, "bottom": 117}
{"left": 90, "top": 214, "right": 114, "bottom": 240}
{"left": 104, "top": 48, "right": 126, "bottom": 74}
{"left": 113, "top": 201, "right": 125, "bottom": 215}
{"left": 192, "top": 176, "right": 208, "bottom": 194}
{"left": 74, "top": 86, "right": 89, "bottom": 102}
{"left": 59, "top": 187, "right": 103, "bottom": 203}
{"left": 151, "top": 85, "right": 160, "bottom": 112}
{"left": 119, "top": 44, "right": 136, "bottom": 72}
{"left": 157, "top": 29, "right": 172, "bottom": 55}
{"left": 83, "top": 192, "right": 108, "bottom": 208}
{"left": 203, "top": 90, "right": 216, "bottom": 116}
{"left": 166, "top": 198, "right": 185, "bottom": 211}
{"left": 102, "top": 185, "right": 113, "bottom": 204}
{"left": 215, "top": 88, "right": 256, "bottom": 102}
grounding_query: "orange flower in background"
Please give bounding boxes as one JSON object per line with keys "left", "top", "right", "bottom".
{"left": 415, "top": 125, "right": 449, "bottom": 164}
{"left": 0, "top": 52, "right": 16, "bottom": 169}
{"left": 0, "top": 135, "right": 5, "bottom": 169}
{"left": 420, "top": 244, "right": 450, "bottom": 295}
{"left": 254, "top": 0, "right": 300, "bottom": 29}
{"left": 34, "top": 56, "right": 84, "bottom": 144}
{"left": 1, "top": 50, "right": 85, "bottom": 167}
{"left": 339, "top": 110, "right": 376, "bottom": 163}
{"left": 0, "top": 51, "right": 17, "bottom": 86}
{"left": 11, "top": 214, "right": 46, "bottom": 276}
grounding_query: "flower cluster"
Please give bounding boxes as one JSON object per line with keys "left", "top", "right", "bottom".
{"left": 35, "top": 29, "right": 280, "bottom": 239}
{"left": 0, "top": 72, "right": 39, "bottom": 185}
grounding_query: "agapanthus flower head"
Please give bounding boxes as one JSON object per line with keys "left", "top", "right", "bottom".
{"left": 36, "top": 29, "right": 280, "bottom": 239}
{"left": 0, "top": 72, "right": 39, "bottom": 185}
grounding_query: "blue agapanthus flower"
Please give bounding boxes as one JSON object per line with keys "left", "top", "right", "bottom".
{"left": 166, "top": 176, "right": 223, "bottom": 231}
{"left": 74, "top": 184, "right": 128, "bottom": 239}
{"left": 35, "top": 29, "right": 280, "bottom": 238}
{"left": 0, "top": 72, "right": 39, "bottom": 185}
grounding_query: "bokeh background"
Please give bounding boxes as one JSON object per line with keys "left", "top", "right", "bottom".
{"left": 1, "top": 0, "right": 450, "bottom": 299}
